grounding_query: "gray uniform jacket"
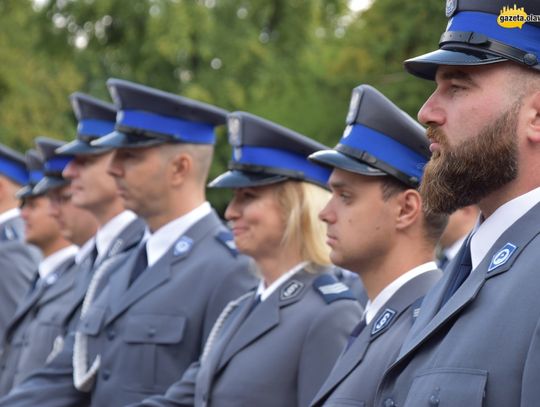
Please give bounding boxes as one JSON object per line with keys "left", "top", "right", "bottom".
{"left": 310, "top": 268, "right": 442, "bottom": 407}
{"left": 132, "top": 268, "right": 364, "bottom": 407}
{"left": 375, "top": 202, "right": 540, "bottom": 407}
{"left": 0, "top": 217, "right": 146, "bottom": 397}
{"left": 0, "top": 210, "right": 256, "bottom": 407}
{"left": 0, "top": 256, "right": 77, "bottom": 396}
{"left": 0, "top": 215, "right": 41, "bottom": 337}
{"left": 62, "top": 218, "right": 147, "bottom": 333}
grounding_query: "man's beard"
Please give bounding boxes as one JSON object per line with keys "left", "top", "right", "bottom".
{"left": 419, "top": 102, "right": 520, "bottom": 215}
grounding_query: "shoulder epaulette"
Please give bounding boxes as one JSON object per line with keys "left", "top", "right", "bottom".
{"left": 215, "top": 230, "right": 238, "bottom": 256}
{"left": 313, "top": 273, "right": 357, "bottom": 304}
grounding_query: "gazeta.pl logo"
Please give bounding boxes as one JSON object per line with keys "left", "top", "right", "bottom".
{"left": 498, "top": 4, "right": 540, "bottom": 29}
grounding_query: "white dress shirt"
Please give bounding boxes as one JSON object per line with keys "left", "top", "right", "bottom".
{"left": 146, "top": 202, "right": 212, "bottom": 267}
{"left": 471, "top": 187, "right": 540, "bottom": 270}
{"left": 38, "top": 245, "right": 79, "bottom": 279}
{"left": 256, "top": 262, "right": 309, "bottom": 302}
{"left": 364, "top": 261, "right": 438, "bottom": 324}
{"left": 95, "top": 210, "right": 137, "bottom": 264}
{"left": 0, "top": 207, "right": 20, "bottom": 225}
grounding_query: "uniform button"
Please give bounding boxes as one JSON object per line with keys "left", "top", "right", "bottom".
{"left": 148, "top": 328, "right": 156, "bottom": 338}
{"left": 106, "top": 329, "right": 115, "bottom": 340}
{"left": 429, "top": 395, "right": 440, "bottom": 405}
{"left": 102, "top": 370, "right": 111, "bottom": 381}
{"left": 383, "top": 398, "right": 396, "bottom": 407}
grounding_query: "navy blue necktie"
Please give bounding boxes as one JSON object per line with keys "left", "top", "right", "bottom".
{"left": 129, "top": 244, "right": 148, "bottom": 286}
{"left": 345, "top": 317, "right": 367, "bottom": 351}
{"left": 439, "top": 239, "right": 472, "bottom": 308}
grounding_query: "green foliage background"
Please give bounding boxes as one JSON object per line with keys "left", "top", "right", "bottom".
{"left": 0, "top": 0, "right": 446, "bottom": 212}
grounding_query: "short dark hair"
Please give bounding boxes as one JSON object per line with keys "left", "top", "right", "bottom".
{"left": 380, "top": 176, "right": 448, "bottom": 245}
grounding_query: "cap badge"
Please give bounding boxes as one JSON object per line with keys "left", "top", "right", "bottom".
{"left": 445, "top": 0, "right": 458, "bottom": 17}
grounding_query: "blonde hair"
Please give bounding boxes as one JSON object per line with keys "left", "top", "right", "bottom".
{"left": 273, "top": 180, "right": 331, "bottom": 268}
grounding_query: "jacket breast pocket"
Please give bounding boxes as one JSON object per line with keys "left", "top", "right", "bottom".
{"left": 77, "top": 307, "right": 106, "bottom": 336}
{"left": 120, "top": 314, "right": 187, "bottom": 392}
{"left": 122, "top": 314, "right": 186, "bottom": 344}
{"left": 404, "top": 367, "right": 487, "bottom": 407}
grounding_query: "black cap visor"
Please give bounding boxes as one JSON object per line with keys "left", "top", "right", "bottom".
{"left": 33, "top": 176, "right": 69, "bottom": 195}
{"left": 208, "top": 170, "right": 287, "bottom": 189}
{"left": 56, "top": 139, "right": 112, "bottom": 156}
{"left": 309, "top": 149, "right": 386, "bottom": 178}
{"left": 91, "top": 131, "right": 168, "bottom": 149}
{"left": 15, "top": 185, "right": 37, "bottom": 199}
{"left": 404, "top": 48, "right": 506, "bottom": 80}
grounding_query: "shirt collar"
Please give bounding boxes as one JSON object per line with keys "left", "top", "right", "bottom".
{"left": 256, "top": 261, "right": 308, "bottom": 302}
{"left": 364, "top": 261, "right": 438, "bottom": 324}
{"left": 444, "top": 235, "right": 468, "bottom": 262}
{"left": 75, "top": 237, "right": 96, "bottom": 265}
{"left": 38, "top": 245, "right": 78, "bottom": 279}
{"left": 95, "top": 210, "right": 137, "bottom": 263}
{"left": 0, "top": 208, "right": 20, "bottom": 225}
{"left": 471, "top": 187, "right": 540, "bottom": 270}
{"left": 146, "top": 202, "right": 212, "bottom": 267}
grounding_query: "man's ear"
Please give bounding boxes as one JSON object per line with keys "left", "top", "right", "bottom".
{"left": 524, "top": 90, "right": 540, "bottom": 144}
{"left": 169, "top": 152, "right": 192, "bottom": 187}
{"left": 395, "top": 189, "right": 422, "bottom": 231}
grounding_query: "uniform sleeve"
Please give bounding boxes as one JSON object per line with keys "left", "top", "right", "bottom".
{"left": 520, "top": 316, "right": 540, "bottom": 406}
{"left": 297, "top": 299, "right": 363, "bottom": 407}
{"left": 126, "top": 361, "right": 200, "bottom": 407}
{"left": 0, "top": 332, "right": 89, "bottom": 407}
{"left": 0, "top": 243, "right": 38, "bottom": 335}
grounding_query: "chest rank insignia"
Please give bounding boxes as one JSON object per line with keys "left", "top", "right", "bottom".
{"left": 488, "top": 242, "right": 518, "bottom": 272}
{"left": 371, "top": 308, "right": 397, "bottom": 336}
{"left": 280, "top": 280, "right": 304, "bottom": 301}
{"left": 174, "top": 236, "right": 194, "bottom": 257}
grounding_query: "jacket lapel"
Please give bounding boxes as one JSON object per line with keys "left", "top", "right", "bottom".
{"left": 216, "top": 270, "right": 312, "bottom": 372}
{"left": 104, "top": 212, "right": 220, "bottom": 325}
{"left": 5, "top": 278, "right": 44, "bottom": 338}
{"left": 397, "top": 202, "right": 540, "bottom": 362}
{"left": 314, "top": 269, "right": 441, "bottom": 402}
{"left": 36, "top": 258, "right": 77, "bottom": 307}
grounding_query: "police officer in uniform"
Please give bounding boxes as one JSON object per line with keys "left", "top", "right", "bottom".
{"left": 0, "top": 80, "right": 257, "bottom": 407}
{"left": 0, "top": 139, "right": 80, "bottom": 396}
{"left": 0, "top": 93, "right": 147, "bottom": 406}
{"left": 0, "top": 145, "right": 40, "bottom": 337}
{"left": 131, "top": 111, "right": 364, "bottom": 407}
{"left": 374, "top": 1, "right": 540, "bottom": 406}
{"left": 306, "top": 85, "right": 446, "bottom": 406}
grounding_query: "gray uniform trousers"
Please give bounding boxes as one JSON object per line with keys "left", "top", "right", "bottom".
{"left": 0, "top": 210, "right": 256, "bottom": 407}
{"left": 310, "top": 268, "right": 442, "bottom": 407}
{"left": 0, "top": 217, "right": 146, "bottom": 398}
{"left": 0, "top": 256, "right": 77, "bottom": 396}
{"left": 132, "top": 268, "right": 364, "bottom": 407}
{"left": 0, "top": 216, "right": 41, "bottom": 337}
{"left": 375, "top": 202, "right": 540, "bottom": 407}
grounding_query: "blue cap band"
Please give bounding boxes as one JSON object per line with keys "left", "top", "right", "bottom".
{"left": 45, "top": 156, "right": 72, "bottom": 173}
{"left": 339, "top": 124, "right": 427, "bottom": 181}
{"left": 233, "top": 145, "right": 331, "bottom": 186}
{"left": 78, "top": 119, "right": 116, "bottom": 137}
{"left": 0, "top": 159, "right": 28, "bottom": 185}
{"left": 448, "top": 11, "right": 540, "bottom": 59}
{"left": 119, "top": 110, "right": 216, "bottom": 144}
{"left": 29, "top": 170, "right": 44, "bottom": 184}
